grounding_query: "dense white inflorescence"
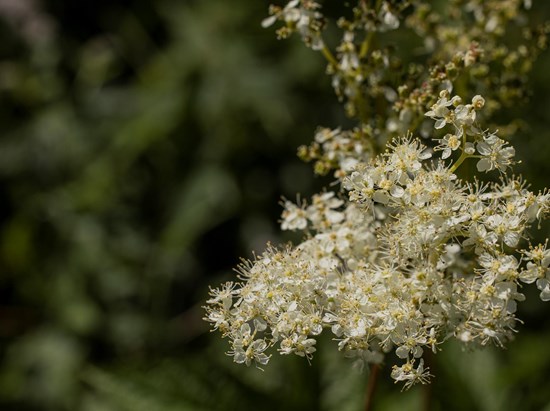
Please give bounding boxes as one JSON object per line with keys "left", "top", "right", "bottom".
{"left": 205, "top": 0, "right": 550, "bottom": 389}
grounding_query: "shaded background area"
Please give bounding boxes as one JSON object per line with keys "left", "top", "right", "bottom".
{"left": 0, "top": 1, "right": 549, "bottom": 410}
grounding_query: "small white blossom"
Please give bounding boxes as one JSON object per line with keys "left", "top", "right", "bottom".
{"left": 425, "top": 91, "right": 459, "bottom": 129}
{"left": 391, "top": 359, "right": 432, "bottom": 390}
{"left": 476, "top": 132, "right": 515, "bottom": 173}
{"left": 281, "top": 200, "right": 308, "bottom": 231}
{"left": 435, "top": 133, "right": 461, "bottom": 159}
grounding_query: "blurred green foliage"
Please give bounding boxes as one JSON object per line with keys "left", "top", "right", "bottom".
{"left": 0, "top": 0, "right": 549, "bottom": 410}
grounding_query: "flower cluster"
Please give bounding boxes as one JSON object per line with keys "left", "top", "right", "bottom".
{"left": 261, "top": 0, "right": 325, "bottom": 50}
{"left": 297, "top": 126, "right": 375, "bottom": 177}
{"left": 205, "top": 0, "right": 550, "bottom": 389}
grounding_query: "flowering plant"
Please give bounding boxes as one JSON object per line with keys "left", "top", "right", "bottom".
{"left": 205, "top": 0, "right": 549, "bottom": 391}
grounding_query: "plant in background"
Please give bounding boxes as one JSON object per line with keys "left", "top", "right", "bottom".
{"left": 205, "top": 0, "right": 549, "bottom": 396}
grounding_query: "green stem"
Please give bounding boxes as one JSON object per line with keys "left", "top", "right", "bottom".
{"left": 359, "top": 30, "right": 376, "bottom": 59}
{"left": 356, "top": 94, "right": 371, "bottom": 125}
{"left": 359, "top": 0, "right": 382, "bottom": 59}
{"left": 321, "top": 45, "right": 338, "bottom": 68}
{"left": 449, "top": 126, "right": 471, "bottom": 173}
{"left": 449, "top": 152, "right": 471, "bottom": 173}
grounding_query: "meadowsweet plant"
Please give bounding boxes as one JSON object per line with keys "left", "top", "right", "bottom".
{"left": 205, "top": 0, "right": 550, "bottom": 390}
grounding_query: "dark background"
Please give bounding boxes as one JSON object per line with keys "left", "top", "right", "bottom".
{"left": 0, "top": 1, "right": 549, "bottom": 410}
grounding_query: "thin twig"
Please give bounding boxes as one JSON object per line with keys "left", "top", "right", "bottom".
{"left": 365, "top": 363, "right": 381, "bottom": 411}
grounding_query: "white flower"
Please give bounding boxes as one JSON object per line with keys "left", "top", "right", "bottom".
{"left": 472, "top": 95, "right": 485, "bottom": 109}
{"left": 261, "top": 0, "right": 301, "bottom": 28}
{"left": 279, "top": 334, "right": 317, "bottom": 358}
{"left": 232, "top": 333, "right": 271, "bottom": 367}
{"left": 454, "top": 104, "right": 476, "bottom": 128}
{"left": 306, "top": 192, "right": 345, "bottom": 229}
{"left": 262, "top": 0, "right": 325, "bottom": 50}
{"left": 391, "top": 359, "right": 432, "bottom": 390}
{"left": 207, "top": 282, "right": 237, "bottom": 311}
{"left": 476, "top": 133, "right": 515, "bottom": 173}
{"left": 281, "top": 200, "right": 308, "bottom": 231}
{"left": 435, "top": 133, "right": 461, "bottom": 159}
{"left": 425, "top": 91, "right": 457, "bottom": 129}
